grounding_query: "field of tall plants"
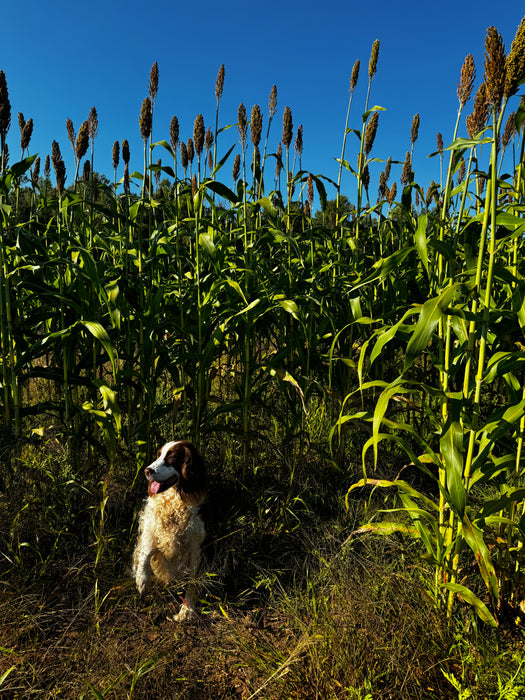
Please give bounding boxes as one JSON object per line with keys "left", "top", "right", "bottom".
{"left": 1, "top": 17, "right": 525, "bottom": 699}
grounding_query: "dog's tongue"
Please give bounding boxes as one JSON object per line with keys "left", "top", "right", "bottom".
{"left": 150, "top": 481, "right": 161, "bottom": 494}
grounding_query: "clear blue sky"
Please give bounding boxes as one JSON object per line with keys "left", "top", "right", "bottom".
{"left": 2, "top": 1, "right": 524, "bottom": 208}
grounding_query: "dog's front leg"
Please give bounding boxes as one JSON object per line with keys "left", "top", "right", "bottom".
{"left": 133, "top": 530, "right": 155, "bottom": 594}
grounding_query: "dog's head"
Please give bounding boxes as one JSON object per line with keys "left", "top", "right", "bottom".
{"left": 145, "top": 440, "right": 207, "bottom": 499}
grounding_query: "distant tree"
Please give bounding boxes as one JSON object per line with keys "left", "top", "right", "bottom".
{"left": 313, "top": 195, "right": 353, "bottom": 228}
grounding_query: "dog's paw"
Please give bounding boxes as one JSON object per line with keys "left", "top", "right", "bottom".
{"left": 135, "top": 576, "right": 148, "bottom": 594}
{"left": 170, "top": 604, "right": 195, "bottom": 623}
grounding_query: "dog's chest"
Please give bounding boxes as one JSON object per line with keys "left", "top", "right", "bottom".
{"left": 143, "top": 489, "right": 204, "bottom": 554}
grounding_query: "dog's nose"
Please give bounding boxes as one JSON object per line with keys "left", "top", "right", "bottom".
{"left": 144, "top": 467, "right": 154, "bottom": 478}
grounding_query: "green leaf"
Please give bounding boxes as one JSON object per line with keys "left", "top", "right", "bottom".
{"left": 440, "top": 582, "right": 497, "bottom": 627}
{"left": 372, "top": 379, "right": 407, "bottom": 466}
{"left": 199, "top": 233, "right": 217, "bottom": 261}
{"left": 440, "top": 421, "right": 466, "bottom": 517}
{"left": 347, "top": 478, "right": 439, "bottom": 513}
{"left": 277, "top": 298, "right": 300, "bottom": 320}
{"left": 461, "top": 514, "right": 499, "bottom": 602}
{"left": 476, "top": 488, "right": 525, "bottom": 520}
{"left": 444, "top": 136, "right": 492, "bottom": 151}
{"left": 10, "top": 155, "right": 37, "bottom": 178}
{"left": 81, "top": 321, "right": 118, "bottom": 379}
{"left": 351, "top": 522, "right": 419, "bottom": 538}
{"left": 404, "top": 284, "right": 460, "bottom": 372}
{"left": 414, "top": 213, "right": 429, "bottom": 276}
{"left": 206, "top": 180, "right": 238, "bottom": 203}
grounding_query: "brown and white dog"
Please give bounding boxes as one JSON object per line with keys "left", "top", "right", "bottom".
{"left": 132, "top": 440, "right": 207, "bottom": 621}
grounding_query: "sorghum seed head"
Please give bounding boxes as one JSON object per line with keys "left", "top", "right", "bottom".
{"left": 250, "top": 104, "right": 263, "bottom": 148}
{"left": 44, "top": 154, "right": 50, "bottom": 179}
{"left": 426, "top": 183, "right": 434, "bottom": 207}
{"left": 112, "top": 140, "right": 120, "bottom": 170}
{"left": 287, "top": 170, "right": 294, "bottom": 198}
{"left": 362, "top": 164, "right": 370, "bottom": 192}
{"left": 466, "top": 83, "right": 489, "bottom": 137}
{"left": 478, "top": 174, "right": 486, "bottom": 194}
{"left": 379, "top": 170, "right": 387, "bottom": 198}
{"left": 51, "top": 140, "right": 66, "bottom": 195}
{"left": 193, "top": 113, "right": 205, "bottom": 157}
{"left": 66, "top": 118, "right": 75, "bottom": 149}
{"left": 191, "top": 173, "right": 197, "bottom": 198}
{"left": 268, "top": 84, "right": 277, "bottom": 118}
{"left": 401, "top": 151, "right": 412, "bottom": 185}
{"left": 187, "top": 138, "right": 194, "bottom": 164}
{"left": 410, "top": 113, "right": 420, "bottom": 145}
{"left": 21, "top": 118, "right": 33, "bottom": 151}
{"left": 170, "top": 116, "right": 179, "bottom": 151}
{"left": 368, "top": 39, "right": 380, "bottom": 80}
{"left": 148, "top": 61, "right": 159, "bottom": 104}
{"left": 484, "top": 26, "right": 507, "bottom": 113}
{"left": 123, "top": 162, "right": 130, "bottom": 192}
{"left": 205, "top": 126, "right": 213, "bottom": 152}
{"left": 294, "top": 124, "right": 303, "bottom": 157}
{"left": 457, "top": 54, "right": 476, "bottom": 108}
{"left": 505, "top": 16, "right": 525, "bottom": 98}
{"left": 364, "top": 112, "right": 379, "bottom": 156}
{"left": 83, "top": 159, "right": 90, "bottom": 182}
{"left": 282, "top": 106, "right": 293, "bottom": 149}
{"left": 437, "top": 132, "right": 444, "bottom": 152}
{"left": 232, "top": 153, "right": 240, "bottom": 182}
{"left": 0, "top": 71, "right": 11, "bottom": 137}
{"left": 304, "top": 201, "right": 311, "bottom": 217}
{"left": 350, "top": 59, "right": 360, "bottom": 91}
{"left": 32, "top": 156, "right": 40, "bottom": 187}
{"left": 122, "top": 138, "right": 130, "bottom": 165}
{"left": 276, "top": 142, "right": 283, "bottom": 178}
{"left": 208, "top": 151, "right": 213, "bottom": 172}
{"left": 388, "top": 181, "right": 397, "bottom": 204}
{"left": 76, "top": 120, "right": 89, "bottom": 161}
{"left": 215, "top": 64, "right": 225, "bottom": 101}
{"left": 180, "top": 141, "right": 188, "bottom": 171}
{"left": 88, "top": 106, "right": 98, "bottom": 141}
{"left": 18, "top": 112, "right": 25, "bottom": 132}
{"left": 307, "top": 173, "right": 314, "bottom": 208}
{"left": 502, "top": 111, "right": 516, "bottom": 148}
{"left": 139, "top": 97, "right": 152, "bottom": 141}
{"left": 238, "top": 103, "right": 247, "bottom": 147}
{"left": 384, "top": 156, "right": 392, "bottom": 181}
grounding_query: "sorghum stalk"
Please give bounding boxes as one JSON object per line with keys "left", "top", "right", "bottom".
{"left": 337, "top": 60, "right": 359, "bottom": 225}
{"left": 193, "top": 113, "right": 205, "bottom": 185}
{"left": 355, "top": 42, "right": 379, "bottom": 242}
{"left": 51, "top": 141, "right": 71, "bottom": 423}
{"left": 139, "top": 97, "right": 152, "bottom": 200}
{"left": 250, "top": 104, "right": 263, "bottom": 196}
{"left": 75, "top": 120, "right": 89, "bottom": 184}
{"left": 169, "top": 115, "right": 179, "bottom": 181}
{"left": 437, "top": 54, "right": 476, "bottom": 591}
{"left": 258, "top": 84, "right": 277, "bottom": 195}
{"left": 213, "top": 64, "right": 225, "bottom": 178}
{"left": 112, "top": 140, "right": 119, "bottom": 191}
{"left": 282, "top": 106, "right": 293, "bottom": 205}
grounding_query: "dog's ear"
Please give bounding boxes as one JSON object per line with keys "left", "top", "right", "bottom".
{"left": 181, "top": 443, "right": 206, "bottom": 493}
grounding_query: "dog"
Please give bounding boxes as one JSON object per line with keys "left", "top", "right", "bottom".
{"left": 132, "top": 440, "right": 207, "bottom": 621}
